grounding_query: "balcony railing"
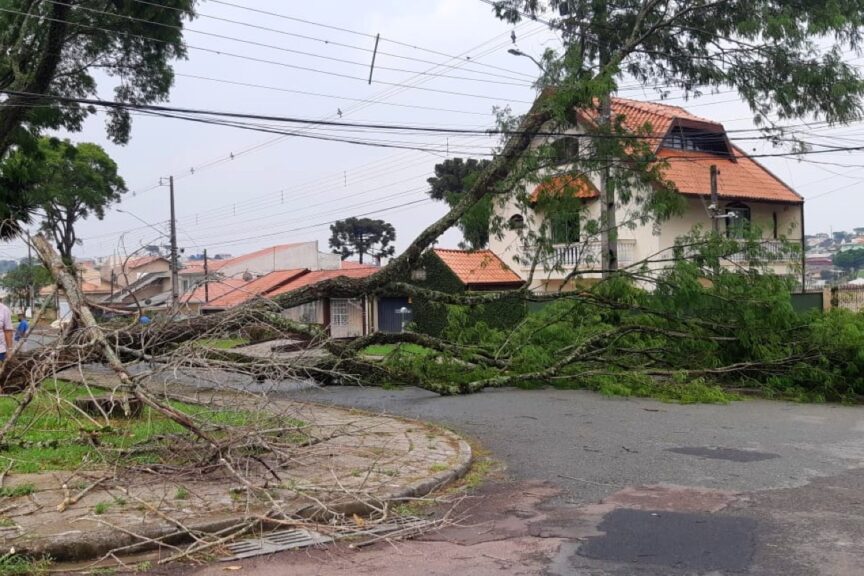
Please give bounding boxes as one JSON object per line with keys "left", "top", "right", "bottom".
{"left": 523, "top": 239, "right": 636, "bottom": 270}
{"left": 723, "top": 239, "right": 799, "bottom": 263}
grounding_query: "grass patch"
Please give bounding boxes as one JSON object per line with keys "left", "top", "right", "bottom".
{"left": 429, "top": 463, "right": 448, "bottom": 473}
{"left": 92, "top": 501, "right": 111, "bottom": 515}
{"left": 194, "top": 337, "right": 249, "bottom": 350}
{"left": 363, "top": 343, "right": 435, "bottom": 357}
{"left": 0, "top": 517, "right": 14, "bottom": 527}
{"left": 0, "top": 484, "right": 34, "bottom": 498}
{"left": 0, "top": 380, "right": 304, "bottom": 473}
{"left": 0, "top": 554, "right": 51, "bottom": 576}
{"left": 174, "top": 486, "right": 189, "bottom": 500}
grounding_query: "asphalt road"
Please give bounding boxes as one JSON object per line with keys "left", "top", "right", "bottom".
{"left": 152, "top": 382, "right": 864, "bottom": 575}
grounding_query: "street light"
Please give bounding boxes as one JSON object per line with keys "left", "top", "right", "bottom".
{"left": 115, "top": 208, "right": 166, "bottom": 239}
{"left": 508, "top": 48, "right": 545, "bottom": 72}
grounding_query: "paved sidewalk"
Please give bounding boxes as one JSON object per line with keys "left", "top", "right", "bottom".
{"left": 0, "top": 368, "right": 471, "bottom": 562}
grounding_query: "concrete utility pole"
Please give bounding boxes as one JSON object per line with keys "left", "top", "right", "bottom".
{"left": 26, "top": 231, "right": 34, "bottom": 313}
{"left": 168, "top": 176, "right": 179, "bottom": 304}
{"left": 710, "top": 164, "right": 719, "bottom": 234}
{"left": 203, "top": 249, "right": 209, "bottom": 304}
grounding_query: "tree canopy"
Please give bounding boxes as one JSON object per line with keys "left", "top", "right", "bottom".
{"left": 833, "top": 248, "right": 864, "bottom": 272}
{"left": 329, "top": 217, "right": 396, "bottom": 264}
{"left": 20, "top": 138, "right": 126, "bottom": 263}
{"left": 0, "top": 258, "right": 51, "bottom": 309}
{"left": 427, "top": 158, "right": 493, "bottom": 250}
{"left": 0, "top": 0, "right": 196, "bottom": 238}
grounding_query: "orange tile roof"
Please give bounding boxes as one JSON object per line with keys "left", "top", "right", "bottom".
{"left": 202, "top": 269, "right": 308, "bottom": 309}
{"left": 125, "top": 255, "right": 167, "bottom": 269}
{"left": 531, "top": 174, "right": 600, "bottom": 202}
{"left": 572, "top": 97, "right": 801, "bottom": 204}
{"left": 179, "top": 261, "right": 206, "bottom": 275}
{"left": 656, "top": 147, "right": 802, "bottom": 203}
{"left": 433, "top": 249, "right": 523, "bottom": 288}
{"left": 268, "top": 267, "right": 379, "bottom": 297}
{"left": 578, "top": 97, "right": 721, "bottom": 147}
{"left": 340, "top": 260, "right": 379, "bottom": 270}
{"left": 183, "top": 278, "right": 248, "bottom": 305}
{"left": 81, "top": 281, "right": 112, "bottom": 294}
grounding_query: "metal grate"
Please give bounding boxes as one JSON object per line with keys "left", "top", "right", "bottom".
{"left": 221, "top": 529, "right": 333, "bottom": 561}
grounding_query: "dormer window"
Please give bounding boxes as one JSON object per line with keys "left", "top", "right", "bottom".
{"left": 663, "top": 126, "right": 728, "bottom": 155}
{"left": 551, "top": 136, "right": 580, "bottom": 165}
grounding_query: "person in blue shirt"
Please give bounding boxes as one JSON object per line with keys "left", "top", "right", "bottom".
{"left": 14, "top": 314, "right": 28, "bottom": 342}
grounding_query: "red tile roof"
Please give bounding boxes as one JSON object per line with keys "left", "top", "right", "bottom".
{"left": 179, "top": 261, "right": 206, "bottom": 275}
{"left": 201, "top": 269, "right": 308, "bottom": 309}
{"left": 433, "top": 249, "right": 523, "bottom": 288}
{"left": 656, "top": 147, "right": 802, "bottom": 203}
{"left": 531, "top": 174, "right": 600, "bottom": 202}
{"left": 183, "top": 278, "right": 248, "bottom": 305}
{"left": 124, "top": 255, "right": 167, "bottom": 269}
{"left": 81, "top": 281, "right": 112, "bottom": 294}
{"left": 340, "top": 260, "right": 379, "bottom": 270}
{"left": 572, "top": 97, "right": 800, "bottom": 204}
{"left": 268, "top": 267, "right": 379, "bottom": 297}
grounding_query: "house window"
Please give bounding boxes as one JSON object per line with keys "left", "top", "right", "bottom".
{"left": 508, "top": 214, "right": 525, "bottom": 230}
{"left": 725, "top": 203, "right": 751, "bottom": 238}
{"left": 772, "top": 212, "right": 778, "bottom": 239}
{"left": 551, "top": 136, "right": 579, "bottom": 164}
{"left": 331, "top": 299, "right": 349, "bottom": 326}
{"left": 663, "top": 126, "right": 728, "bottom": 155}
{"left": 410, "top": 268, "right": 427, "bottom": 281}
{"left": 551, "top": 213, "right": 580, "bottom": 244}
{"left": 298, "top": 301, "right": 318, "bottom": 323}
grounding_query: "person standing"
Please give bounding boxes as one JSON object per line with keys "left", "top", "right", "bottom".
{"left": 14, "top": 314, "right": 29, "bottom": 342}
{"left": 0, "top": 298, "right": 14, "bottom": 365}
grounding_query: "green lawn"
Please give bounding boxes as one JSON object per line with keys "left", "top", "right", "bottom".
{"left": 362, "top": 343, "right": 435, "bottom": 357}
{"left": 0, "top": 380, "right": 302, "bottom": 473}
{"left": 194, "top": 337, "right": 250, "bottom": 349}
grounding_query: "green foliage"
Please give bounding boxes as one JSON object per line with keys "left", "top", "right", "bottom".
{"left": 0, "top": 0, "right": 195, "bottom": 239}
{"left": 195, "top": 337, "right": 249, "bottom": 349}
{"left": 427, "top": 158, "right": 493, "bottom": 249}
{"left": 0, "top": 553, "right": 51, "bottom": 576}
{"left": 329, "top": 217, "right": 396, "bottom": 264}
{"left": 403, "top": 251, "right": 527, "bottom": 337}
{"left": 18, "top": 138, "right": 127, "bottom": 262}
{"left": 362, "top": 343, "right": 434, "bottom": 357}
{"left": 833, "top": 248, "right": 864, "bottom": 272}
{"left": 0, "top": 380, "right": 304, "bottom": 473}
{"left": 0, "top": 259, "right": 52, "bottom": 307}
{"left": 0, "top": 484, "right": 35, "bottom": 498}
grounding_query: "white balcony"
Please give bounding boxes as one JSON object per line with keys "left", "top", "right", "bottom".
{"left": 520, "top": 239, "right": 636, "bottom": 276}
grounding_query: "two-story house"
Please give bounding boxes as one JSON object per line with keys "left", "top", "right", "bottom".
{"left": 488, "top": 98, "right": 805, "bottom": 293}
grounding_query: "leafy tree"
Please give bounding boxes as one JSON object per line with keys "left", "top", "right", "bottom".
{"left": 329, "top": 218, "right": 396, "bottom": 264}
{"left": 833, "top": 248, "right": 864, "bottom": 272}
{"left": 427, "top": 158, "right": 493, "bottom": 249}
{"left": 13, "top": 138, "right": 126, "bottom": 263}
{"left": 490, "top": 0, "right": 864, "bottom": 273}
{"left": 0, "top": 259, "right": 51, "bottom": 309}
{"left": 0, "top": 0, "right": 196, "bottom": 238}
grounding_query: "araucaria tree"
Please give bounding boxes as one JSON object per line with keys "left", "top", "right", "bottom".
{"left": 329, "top": 217, "right": 396, "bottom": 264}
{"left": 0, "top": 0, "right": 195, "bottom": 238}
{"left": 427, "top": 158, "right": 493, "bottom": 249}
{"left": 19, "top": 138, "right": 126, "bottom": 263}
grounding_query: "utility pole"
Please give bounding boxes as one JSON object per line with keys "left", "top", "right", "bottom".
{"left": 203, "top": 249, "right": 209, "bottom": 304}
{"left": 710, "top": 165, "right": 719, "bottom": 234}
{"left": 26, "top": 231, "right": 34, "bottom": 314}
{"left": 168, "top": 176, "right": 179, "bottom": 304}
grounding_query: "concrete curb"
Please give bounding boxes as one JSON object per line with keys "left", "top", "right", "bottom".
{"left": 12, "top": 415, "right": 473, "bottom": 563}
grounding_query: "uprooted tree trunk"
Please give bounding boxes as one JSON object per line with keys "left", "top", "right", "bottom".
{"left": 31, "top": 234, "right": 219, "bottom": 445}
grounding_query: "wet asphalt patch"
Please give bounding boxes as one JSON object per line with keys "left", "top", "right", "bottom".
{"left": 578, "top": 508, "right": 756, "bottom": 572}
{"left": 667, "top": 446, "right": 780, "bottom": 462}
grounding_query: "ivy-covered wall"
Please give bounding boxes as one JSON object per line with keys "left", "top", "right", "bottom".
{"left": 403, "top": 252, "right": 527, "bottom": 337}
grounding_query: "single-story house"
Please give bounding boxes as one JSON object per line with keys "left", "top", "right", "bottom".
{"left": 198, "top": 269, "right": 308, "bottom": 313}
{"left": 380, "top": 248, "right": 524, "bottom": 336}
{"left": 269, "top": 265, "right": 380, "bottom": 339}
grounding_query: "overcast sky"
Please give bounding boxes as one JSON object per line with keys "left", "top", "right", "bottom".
{"left": 4, "top": 0, "right": 864, "bottom": 262}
